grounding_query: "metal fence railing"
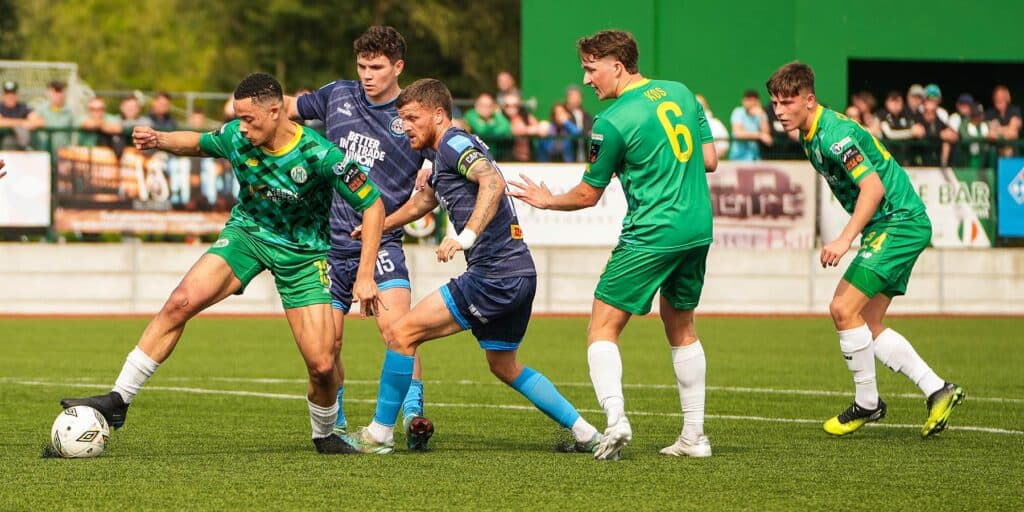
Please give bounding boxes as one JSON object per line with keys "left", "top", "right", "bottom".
{"left": 4, "top": 127, "right": 1020, "bottom": 170}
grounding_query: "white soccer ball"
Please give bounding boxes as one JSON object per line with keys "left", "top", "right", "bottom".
{"left": 50, "top": 406, "right": 110, "bottom": 458}
{"left": 403, "top": 213, "right": 436, "bottom": 238}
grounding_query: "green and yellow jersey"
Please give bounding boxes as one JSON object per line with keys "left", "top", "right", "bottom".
{"left": 583, "top": 79, "right": 714, "bottom": 251}
{"left": 800, "top": 105, "right": 925, "bottom": 224}
{"left": 199, "top": 120, "right": 379, "bottom": 253}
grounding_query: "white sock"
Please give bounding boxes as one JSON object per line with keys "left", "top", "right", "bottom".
{"left": 571, "top": 416, "right": 599, "bottom": 443}
{"left": 112, "top": 347, "right": 160, "bottom": 403}
{"left": 838, "top": 324, "right": 878, "bottom": 409}
{"left": 587, "top": 340, "right": 625, "bottom": 425}
{"left": 672, "top": 341, "right": 706, "bottom": 438}
{"left": 873, "top": 328, "right": 945, "bottom": 397}
{"left": 307, "top": 399, "right": 338, "bottom": 440}
{"left": 367, "top": 421, "right": 394, "bottom": 444}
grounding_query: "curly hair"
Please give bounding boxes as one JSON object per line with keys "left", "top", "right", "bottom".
{"left": 353, "top": 25, "right": 406, "bottom": 63}
{"left": 233, "top": 73, "right": 283, "bottom": 105}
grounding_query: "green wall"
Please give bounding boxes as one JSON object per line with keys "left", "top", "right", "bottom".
{"left": 522, "top": 0, "right": 1024, "bottom": 121}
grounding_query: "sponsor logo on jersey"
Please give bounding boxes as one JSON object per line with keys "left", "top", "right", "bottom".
{"left": 337, "top": 103, "right": 353, "bottom": 116}
{"left": 339, "top": 131, "right": 387, "bottom": 168}
{"left": 266, "top": 188, "right": 300, "bottom": 204}
{"left": 290, "top": 166, "right": 308, "bottom": 184}
{"left": 510, "top": 224, "right": 523, "bottom": 239}
{"left": 246, "top": 158, "right": 259, "bottom": 167}
{"left": 841, "top": 147, "right": 864, "bottom": 171}
{"left": 589, "top": 132, "right": 604, "bottom": 163}
{"left": 337, "top": 162, "right": 368, "bottom": 192}
{"left": 831, "top": 136, "right": 852, "bottom": 155}
{"left": 213, "top": 238, "right": 230, "bottom": 248}
{"left": 389, "top": 116, "right": 405, "bottom": 136}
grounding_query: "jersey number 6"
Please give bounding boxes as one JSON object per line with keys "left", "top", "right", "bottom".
{"left": 656, "top": 101, "right": 694, "bottom": 163}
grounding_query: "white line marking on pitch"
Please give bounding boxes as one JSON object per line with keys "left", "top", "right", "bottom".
{"left": 11, "top": 379, "right": 1022, "bottom": 436}
{"left": 69, "top": 376, "right": 1024, "bottom": 405}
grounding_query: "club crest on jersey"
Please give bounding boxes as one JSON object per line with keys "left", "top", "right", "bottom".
{"left": 389, "top": 116, "right": 405, "bottom": 136}
{"left": 336, "top": 102, "right": 353, "bottom": 116}
{"left": 213, "top": 238, "right": 230, "bottom": 248}
{"left": 510, "top": 224, "right": 523, "bottom": 239}
{"left": 290, "top": 166, "right": 308, "bottom": 184}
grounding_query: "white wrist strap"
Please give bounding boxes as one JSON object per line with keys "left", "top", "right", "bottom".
{"left": 454, "top": 228, "right": 478, "bottom": 249}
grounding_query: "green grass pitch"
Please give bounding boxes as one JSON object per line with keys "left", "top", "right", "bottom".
{"left": 2, "top": 316, "right": 1021, "bottom": 511}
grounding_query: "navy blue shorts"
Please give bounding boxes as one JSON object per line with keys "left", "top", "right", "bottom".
{"left": 440, "top": 273, "right": 537, "bottom": 351}
{"left": 329, "top": 239, "right": 410, "bottom": 312}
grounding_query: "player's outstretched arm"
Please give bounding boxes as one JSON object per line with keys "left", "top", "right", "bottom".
{"left": 821, "top": 173, "right": 885, "bottom": 268}
{"left": 352, "top": 198, "right": 385, "bottom": 318}
{"left": 132, "top": 126, "right": 205, "bottom": 156}
{"left": 508, "top": 174, "right": 604, "bottom": 211}
{"left": 350, "top": 186, "right": 439, "bottom": 241}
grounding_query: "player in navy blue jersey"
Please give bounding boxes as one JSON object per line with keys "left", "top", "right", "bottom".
{"left": 343, "top": 78, "right": 602, "bottom": 455}
{"left": 284, "top": 26, "right": 434, "bottom": 449}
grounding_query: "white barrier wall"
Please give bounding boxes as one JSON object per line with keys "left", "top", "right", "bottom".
{"left": 1, "top": 243, "right": 1021, "bottom": 315}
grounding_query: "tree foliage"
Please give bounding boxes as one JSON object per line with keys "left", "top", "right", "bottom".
{"left": 9, "top": 0, "right": 520, "bottom": 98}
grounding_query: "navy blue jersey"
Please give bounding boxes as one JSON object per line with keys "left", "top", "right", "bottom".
{"left": 431, "top": 128, "right": 535, "bottom": 278}
{"left": 297, "top": 80, "right": 425, "bottom": 255}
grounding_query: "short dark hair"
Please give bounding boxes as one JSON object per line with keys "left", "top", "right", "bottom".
{"left": 233, "top": 73, "right": 283, "bottom": 105}
{"left": 48, "top": 80, "right": 65, "bottom": 92}
{"left": 396, "top": 78, "right": 452, "bottom": 118}
{"left": 743, "top": 89, "right": 760, "bottom": 99}
{"left": 353, "top": 26, "right": 406, "bottom": 63}
{"left": 577, "top": 30, "right": 639, "bottom": 73}
{"left": 766, "top": 61, "right": 815, "bottom": 97}
{"left": 154, "top": 91, "right": 172, "bottom": 100}
{"left": 886, "top": 90, "right": 902, "bottom": 101}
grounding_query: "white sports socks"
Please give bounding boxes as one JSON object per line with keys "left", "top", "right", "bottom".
{"left": 307, "top": 399, "right": 338, "bottom": 440}
{"left": 873, "top": 328, "right": 944, "bottom": 397}
{"left": 587, "top": 340, "right": 625, "bottom": 425}
{"left": 112, "top": 346, "right": 160, "bottom": 404}
{"left": 838, "top": 324, "right": 878, "bottom": 409}
{"left": 671, "top": 341, "right": 706, "bottom": 438}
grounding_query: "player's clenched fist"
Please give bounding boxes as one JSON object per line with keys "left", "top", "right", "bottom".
{"left": 436, "top": 237, "right": 462, "bottom": 262}
{"left": 133, "top": 125, "right": 159, "bottom": 150}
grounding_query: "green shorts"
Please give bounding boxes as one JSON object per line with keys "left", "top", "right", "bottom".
{"left": 594, "top": 243, "right": 709, "bottom": 315}
{"left": 207, "top": 226, "right": 331, "bottom": 309}
{"left": 844, "top": 215, "right": 932, "bottom": 298}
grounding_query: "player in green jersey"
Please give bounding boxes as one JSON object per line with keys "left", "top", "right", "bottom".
{"left": 511, "top": 30, "right": 718, "bottom": 460}
{"left": 766, "top": 62, "right": 964, "bottom": 438}
{"left": 60, "top": 73, "right": 386, "bottom": 454}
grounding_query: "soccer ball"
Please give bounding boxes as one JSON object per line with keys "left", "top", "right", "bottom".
{"left": 50, "top": 406, "right": 110, "bottom": 458}
{"left": 403, "top": 212, "right": 436, "bottom": 238}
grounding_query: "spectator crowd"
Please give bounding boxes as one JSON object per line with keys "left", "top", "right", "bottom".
{"left": 1, "top": 73, "right": 1020, "bottom": 168}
